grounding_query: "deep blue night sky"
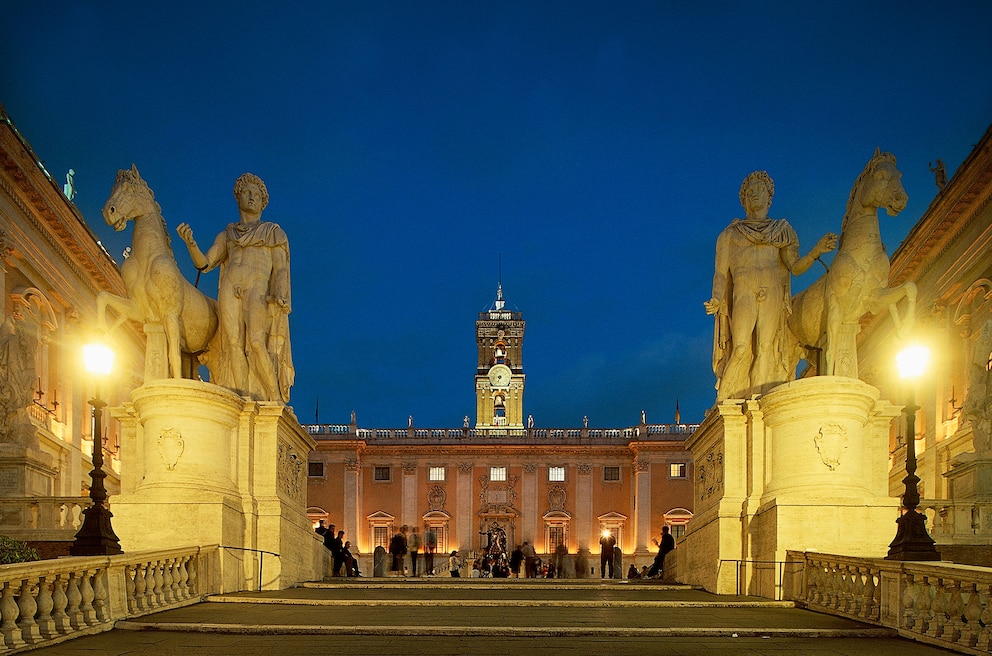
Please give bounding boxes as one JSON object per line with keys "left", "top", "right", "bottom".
{"left": 2, "top": 1, "right": 991, "bottom": 428}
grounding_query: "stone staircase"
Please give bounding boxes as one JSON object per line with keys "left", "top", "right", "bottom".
{"left": 27, "top": 579, "right": 962, "bottom": 655}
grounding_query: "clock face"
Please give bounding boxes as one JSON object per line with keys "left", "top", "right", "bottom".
{"left": 488, "top": 364, "right": 512, "bottom": 388}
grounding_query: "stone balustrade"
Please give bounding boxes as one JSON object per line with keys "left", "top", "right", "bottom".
{"left": 305, "top": 423, "right": 697, "bottom": 444}
{"left": 786, "top": 550, "right": 992, "bottom": 656}
{"left": 0, "top": 498, "right": 91, "bottom": 542}
{"left": 0, "top": 546, "right": 221, "bottom": 652}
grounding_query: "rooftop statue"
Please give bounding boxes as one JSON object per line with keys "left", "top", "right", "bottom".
{"left": 789, "top": 149, "right": 914, "bottom": 379}
{"left": 99, "top": 165, "right": 219, "bottom": 379}
{"left": 705, "top": 171, "right": 837, "bottom": 403}
{"left": 178, "top": 173, "right": 294, "bottom": 403}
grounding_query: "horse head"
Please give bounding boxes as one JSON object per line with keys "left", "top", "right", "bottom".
{"left": 103, "top": 164, "right": 160, "bottom": 231}
{"left": 847, "top": 149, "right": 908, "bottom": 223}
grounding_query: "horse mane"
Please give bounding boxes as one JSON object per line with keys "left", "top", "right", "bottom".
{"left": 116, "top": 168, "right": 172, "bottom": 251}
{"left": 841, "top": 150, "right": 897, "bottom": 233}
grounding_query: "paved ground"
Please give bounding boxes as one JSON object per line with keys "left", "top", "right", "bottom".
{"left": 25, "top": 579, "right": 962, "bottom": 656}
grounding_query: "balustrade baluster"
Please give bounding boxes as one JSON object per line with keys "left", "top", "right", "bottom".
{"left": 942, "top": 579, "right": 963, "bottom": 644}
{"left": 186, "top": 556, "right": 198, "bottom": 597}
{"left": 133, "top": 563, "right": 147, "bottom": 612}
{"left": 903, "top": 573, "right": 920, "bottom": 631}
{"left": 124, "top": 565, "right": 137, "bottom": 614}
{"left": 927, "top": 577, "right": 945, "bottom": 638}
{"left": 0, "top": 582, "right": 25, "bottom": 649}
{"left": 64, "top": 572, "right": 83, "bottom": 630}
{"left": 78, "top": 571, "right": 96, "bottom": 626}
{"left": 153, "top": 560, "right": 165, "bottom": 606}
{"left": 34, "top": 576, "right": 56, "bottom": 639}
{"left": 50, "top": 575, "right": 68, "bottom": 635}
{"left": 162, "top": 559, "right": 175, "bottom": 603}
{"left": 915, "top": 576, "right": 934, "bottom": 635}
{"left": 177, "top": 557, "right": 190, "bottom": 598}
{"left": 92, "top": 569, "right": 109, "bottom": 623}
{"left": 976, "top": 583, "right": 992, "bottom": 652}
{"left": 16, "top": 579, "right": 41, "bottom": 643}
{"left": 143, "top": 561, "right": 156, "bottom": 609}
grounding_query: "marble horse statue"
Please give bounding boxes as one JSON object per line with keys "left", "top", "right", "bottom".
{"left": 789, "top": 149, "right": 914, "bottom": 378}
{"left": 98, "top": 165, "right": 218, "bottom": 378}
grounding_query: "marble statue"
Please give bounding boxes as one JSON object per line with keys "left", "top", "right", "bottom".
{"left": 705, "top": 171, "right": 837, "bottom": 403}
{"left": 99, "top": 166, "right": 219, "bottom": 379}
{"left": 929, "top": 158, "right": 947, "bottom": 191}
{"left": 0, "top": 309, "right": 38, "bottom": 446}
{"left": 789, "top": 150, "right": 913, "bottom": 379}
{"left": 63, "top": 168, "right": 76, "bottom": 201}
{"left": 962, "top": 319, "right": 992, "bottom": 454}
{"left": 178, "top": 173, "right": 294, "bottom": 403}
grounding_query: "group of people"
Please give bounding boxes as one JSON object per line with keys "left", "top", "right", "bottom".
{"left": 315, "top": 521, "right": 676, "bottom": 580}
{"left": 315, "top": 520, "right": 360, "bottom": 577}
{"left": 388, "top": 524, "right": 438, "bottom": 576}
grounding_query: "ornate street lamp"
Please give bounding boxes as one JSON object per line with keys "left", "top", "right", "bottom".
{"left": 71, "top": 340, "right": 123, "bottom": 556}
{"left": 885, "top": 344, "right": 940, "bottom": 561}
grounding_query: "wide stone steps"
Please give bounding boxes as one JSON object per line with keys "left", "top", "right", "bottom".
{"left": 27, "top": 579, "right": 963, "bottom": 655}
{"left": 117, "top": 579, "right": 887, "bottom": 638}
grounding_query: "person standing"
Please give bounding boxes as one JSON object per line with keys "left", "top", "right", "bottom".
{"left": 177, "top": 172, "right": 294, "bottom": 403}
{"left": 448, "top": 550, "right": 461, "bottom": 577}
{"left": 388, "top": 525, "right": 408, "bottom": 576}
{"left": 330, "top": 530, "right": 346, "bottom": 577}
{"left": 599, "top": 530, "right": 616, "bottom": 578}
{"left": 521, "top": 541, "right": 537, "bottom": 578}
{"left": 647, "top": 526, "right": 676, "bottom": 578}
{"left": 424, "top": 528, "right": 437, "bottom": 576}
{"left": 407, "top": 526, "right": 422, "bottom": 576}
{"left": 704, "top": 170, "right": 836, "bottom": 402}
{"left": 509, "top": 544, "right": 524, "bottom": 578}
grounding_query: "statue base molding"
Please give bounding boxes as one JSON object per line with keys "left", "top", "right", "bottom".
{"left": 679, "top": 377, "right": 902, "bottom": 595}
{"left": 109, "top": 379, "right": 318, "bottom": 590}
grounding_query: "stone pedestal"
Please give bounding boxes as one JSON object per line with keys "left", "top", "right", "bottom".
{"left": 0, "top": 445, "right": 56, "bottom": 497}
{"left": 679, "top": 377, "right": 901, "bottom": 595}
{"left": 109, "top": 379, "right": 318, "bottom": 590}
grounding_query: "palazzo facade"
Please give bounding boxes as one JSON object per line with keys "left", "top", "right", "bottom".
{"left": 856, "top": 124, "right": 992, "bottom": 565}
{"left": 305, "top": 289, "right": 697, "bottom": 566}
{"left": 0, "top": 105, "right": 143, "bottom": 551}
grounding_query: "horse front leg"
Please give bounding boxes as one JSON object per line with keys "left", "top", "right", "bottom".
{"left": 872, "top": 282, "right": 918, "bottom": 339}
{"left": 97, "top": 292, "right": 141, "bottom": 334}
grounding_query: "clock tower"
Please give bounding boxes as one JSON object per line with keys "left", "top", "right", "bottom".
{"left": 476, "top": 283, "right": 525, "bottom": 429}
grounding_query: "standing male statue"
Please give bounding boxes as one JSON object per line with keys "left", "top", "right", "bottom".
{"left": 704, "top": 171, "right": 837, "bottom": 403}
{"left": 177, "top": 173, "right": 294, "bottom": 403}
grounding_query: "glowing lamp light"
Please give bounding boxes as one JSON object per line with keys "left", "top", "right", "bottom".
{"left": 896, "top": 344, "right": 929, "bottom": 381}
{"left": 83, "top": 342, "right": 114, "bottom": 376}
{"left": 601, "top": 529, "right": 611, "bottom": 538}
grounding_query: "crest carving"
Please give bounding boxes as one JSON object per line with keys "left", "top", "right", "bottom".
{"left": 158, "top": 428, "right": 184, "bottom": 470}
{"left": 428, "top": 484, "right": 446, "bottom": 511}
{"left": 547, "top": 484, "right": 566, "bottom": 511}
{"left": 814, "top": 423, "right": 848, "bottom": 470}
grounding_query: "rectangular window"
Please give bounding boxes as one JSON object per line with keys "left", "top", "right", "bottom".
{"left": 669, "top": 463, "right": 687, "bottom": 478}
{"left": 548, "top": 466, "right": 565, "bottom": 482}
{"left": 373, "top": 526, "right": 389, "bottom": 549}
{"left": 603, "top": 466, "right": 621, "bottom": 482}
{"left": 671, "top": 524, "right": 686, "bottom": 540}
{"left": 308, "top": 461, "right": 324, "bottom": 477}
{"left": 373, "top": 466, "right": 391, "bottom": 482}
{"left": 489, "top": 466, "right": 507, "bottom": 482}
{"left": 429, "top": 466, "right": 445, "bottom": 482}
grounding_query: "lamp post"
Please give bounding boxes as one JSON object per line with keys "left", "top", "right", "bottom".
{"left": 885, "top": 344, "right": 940, "bottom": 561}
{"left": 71, "top": 340, "right": 123, "bottom": 556}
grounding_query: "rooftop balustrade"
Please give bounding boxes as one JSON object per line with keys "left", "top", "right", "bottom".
{"left": 304, "top": 422, "right": 698, "bottom": 445}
